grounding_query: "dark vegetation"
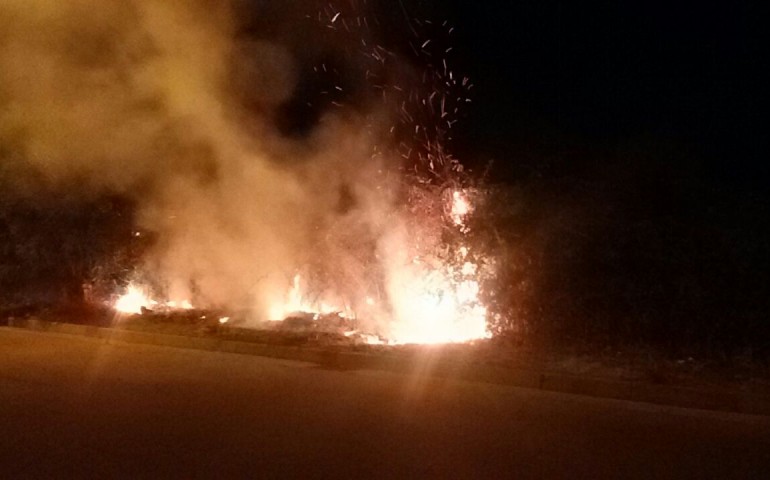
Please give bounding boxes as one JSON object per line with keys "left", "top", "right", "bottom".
{"left": 0, "top": 162, "right": 145, "bottom": 318}
{"left": 478, "top": 140, "right": 770, "bottom": 363}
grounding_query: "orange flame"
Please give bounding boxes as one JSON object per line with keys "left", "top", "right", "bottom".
{"left": 267, "top": 189, "right": 491, "bottom": 345}
{"left": 114, "top": 283, "right": 194, "bottom": 314}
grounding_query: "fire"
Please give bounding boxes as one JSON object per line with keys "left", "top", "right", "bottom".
{"left": 108, "top": 9, "right": 491, "bottom": 345}
{"left": 385, "top": 239, "right": 489, "bottom": 344}
{"left": 450, "top": 190, "right": 472, "bottom": 227}
{"left": 387, "top": 275, "right": 488, "bottom": 344}
{"left": 166, "top": 300, "right": 194, "bottom": 310}
{"left": 387, "top": 189, "right": 491, "bottom": 344}
{"left": 268, "top": 258, "right": 489, "bottom": 344}
{"left": 269, "top": 274, "right": 352, "bottom": 321}
{"left": 114, "top": 284, "right": 152, "bottom": 314}
{"left": 114, "top": 283, "right": 195, "bottom": 315}
{"left": 268, "top": 189, "right": 492, "bottom": 345}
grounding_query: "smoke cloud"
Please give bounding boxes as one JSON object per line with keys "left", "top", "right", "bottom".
{"left": 0, "top": 0, "right": 400, "bottom": 319}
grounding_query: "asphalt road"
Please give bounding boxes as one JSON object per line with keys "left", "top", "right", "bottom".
{"left": 1, "top": 328, "right": 769, "bottom": 479}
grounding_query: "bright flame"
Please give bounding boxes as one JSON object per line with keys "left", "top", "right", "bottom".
{"left": 167, "top": 300, "right": 194, "bottom": 310}
{"left": 114, "top": 284, "right": 195, "bottom": 314}
{"left": 266, "top": 189, "right": 491, "bottom": 345}
{"left": 386, "top": 251, "right": 489, "bottom": 344}
{"left": 383, "top": 190, "right": 488, "bottom": 344}
{"left": 114, "top": 284, "right": 152, "bottom": 314}
{"left": 450, "top": 190, "right": 472, "bottom": 227}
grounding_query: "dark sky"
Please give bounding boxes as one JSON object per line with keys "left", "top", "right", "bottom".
{"left": 251, "top": 1, "right": 764, "bottom": 188}
{"left": 395, "top": 1, "right": 765, "bottom": 187}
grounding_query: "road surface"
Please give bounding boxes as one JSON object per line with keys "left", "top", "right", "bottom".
{"left": 1, "top": 328, "right": 769, "bottom": 479}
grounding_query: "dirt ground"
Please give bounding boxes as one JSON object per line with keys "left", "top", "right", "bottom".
{"left": 2, "top": 327, "right": 770, "bottom": 479}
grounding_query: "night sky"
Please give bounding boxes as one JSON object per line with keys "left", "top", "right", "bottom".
{"left": 247, "top": 1, "right": 764, "bottom": 190}
{"left": 397, "top": 1, "right": 765, "bottom": 188}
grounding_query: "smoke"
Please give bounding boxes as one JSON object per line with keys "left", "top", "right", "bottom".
{"left": 0, "top": 0, "right": 491, "bottom": 344}
{"left": 0, "top": 0, "right": 399, "bottom": 317}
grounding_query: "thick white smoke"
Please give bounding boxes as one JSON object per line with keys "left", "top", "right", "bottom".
{"left": 0, "top": 0, "right": 398, "bottom": 318}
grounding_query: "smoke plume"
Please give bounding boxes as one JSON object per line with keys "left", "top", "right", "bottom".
{"left": 0, "top": 0, "right": 398, "bottom": 318}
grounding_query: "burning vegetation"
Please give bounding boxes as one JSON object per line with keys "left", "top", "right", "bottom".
{"left": 113, "top": 182, "right": 493, "bottom": 345}
{"left": 0, "top": 0, "right": 499, "bottom": 345}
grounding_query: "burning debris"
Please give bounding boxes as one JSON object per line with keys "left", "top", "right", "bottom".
{"left": 114, "top": 284, "right": 193, "bottom": 315}
{"left": 113, "top": 182, "right": 492, "bottom": 345}
{"left": 259, "top": 183, "right": 492, "bottom": 345}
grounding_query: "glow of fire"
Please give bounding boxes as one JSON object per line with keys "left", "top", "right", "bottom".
{"left": 114, "top": 284, "right": 152, "bottom": 314}
{"left": 387, "top": 190, "right": 489, "bottom": 344}
{"left": 114, "top": 284, "right": 194, "bottom": 314}
{"left": 386, "top": 246, "right": 489, "bottom": 345}
{"left": 268, "top": 274, "right": 352, "bottom": 321}
{"left": 450, "top": 190, "right": 472, "bottom": 227}
{"left": 268, "top": 190, "right": 491, "bottom": 345}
